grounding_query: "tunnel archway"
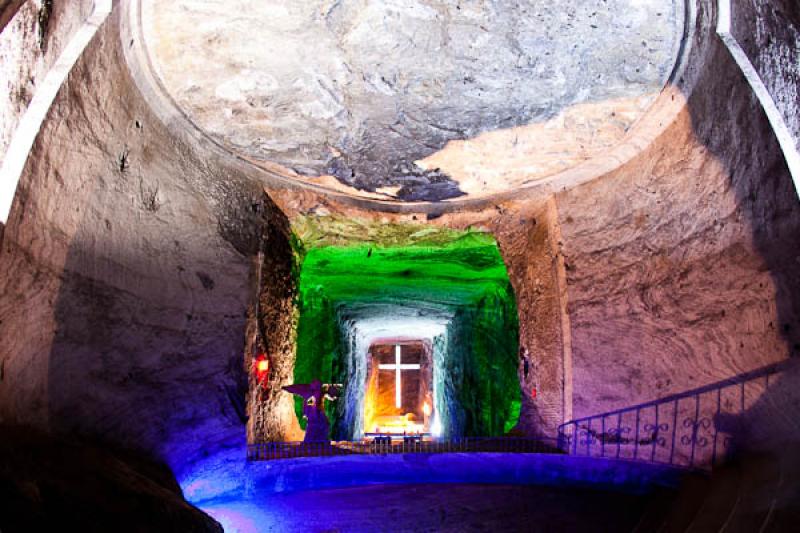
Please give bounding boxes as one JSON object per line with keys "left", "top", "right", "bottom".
{"left": 272, "top": 218, "right": 522, "bottom": 442}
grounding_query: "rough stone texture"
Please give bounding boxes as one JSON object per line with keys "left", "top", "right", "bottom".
{"left": 731, "top": 0, "right": 800, "bottom": 159}
{"left": 0, "top": 0, "right": 799, "bottom": 512}
{"left": 413, "top": 95, "right": 660, "bottom": 198}
{"left": 142, "top": 0, "right": 682, "bottom": 201}
{"left": 0, "top": 6, "right": 270, "bottom": 486}
{"left": 245, "top": 196, "right": 304, "bottom": 444}
{"left": 0, "top": 425, "right": 223, "bottom": 532}
{"left": 0, "top": 0, "right": 95, "bottom": 167}
{"left": 495, "top": 199, "right": 573, "bottom": 434}
{"left": 555, "top": 26, "right": 800, "bottom": 420}
{"left": 0, "top": 0, "right": 26, "bottom": 32}
{"left": 267, "top": 189, "right": 569, "bottom": 436}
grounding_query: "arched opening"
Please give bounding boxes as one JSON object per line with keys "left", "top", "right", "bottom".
{"left": 281, "top": 218, "right": 521, "bottom": 442}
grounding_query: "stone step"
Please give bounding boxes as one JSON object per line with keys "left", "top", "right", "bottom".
{"left": 762, "top": 449, "right": 800, "bottom": 533}
{"left": 721, "top": 455, "right": 781, "bottom": 533}
{"left": 640, "top": 474, "right": 710, "bottom": 533}
{"left": 684, "top": 463, "right": 742, "bottom": 533}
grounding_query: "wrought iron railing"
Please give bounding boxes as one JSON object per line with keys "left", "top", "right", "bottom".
{"left": 248, "top": 436, "right": 560, "bottom": 461}
{"left": 557, "top": 359, "right": 795, "bottom": 470}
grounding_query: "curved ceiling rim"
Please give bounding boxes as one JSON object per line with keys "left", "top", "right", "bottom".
{"left": 122, "top": 0, "right": 699, "bottom": 215}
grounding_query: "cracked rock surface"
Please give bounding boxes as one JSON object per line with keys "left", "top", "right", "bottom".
{"left": 143, "top": 0, "right": 683, "bottom": 201}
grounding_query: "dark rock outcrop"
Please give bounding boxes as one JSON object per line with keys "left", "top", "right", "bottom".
{"left": 0, "top": 425, "right": 222, "bottom": 533}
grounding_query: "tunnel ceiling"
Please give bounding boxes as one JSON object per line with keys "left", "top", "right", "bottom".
{"left": 140, "top": 0, "right": 684, "bottom": 202}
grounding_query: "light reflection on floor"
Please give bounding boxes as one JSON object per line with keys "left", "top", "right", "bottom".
{"left": 200, "top": 483, "right": 652, "bottom": 533}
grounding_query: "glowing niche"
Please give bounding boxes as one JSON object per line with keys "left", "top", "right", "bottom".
{"left": 366, "top": 342, "right": 432, "bottom": 435}
{"left": 291, "top": 222, "right": 521, "bottom": 441}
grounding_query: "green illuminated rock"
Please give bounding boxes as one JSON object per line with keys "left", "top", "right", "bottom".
{"left": 291, "top": 218, "right": 520, "bottom": 438}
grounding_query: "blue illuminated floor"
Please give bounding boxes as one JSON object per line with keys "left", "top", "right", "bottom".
{"left": 180, "top": 453, "right": 685, "bottom": 532}
{"left": 200, "top": 483, "right": 654, "bottom": 533}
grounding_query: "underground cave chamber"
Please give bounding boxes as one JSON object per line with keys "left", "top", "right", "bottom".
{"left": 1, "top": 0, "right": 800, "bottom": 531}
{"left": 288, "top": 225, "right": 521, "bottom": 441}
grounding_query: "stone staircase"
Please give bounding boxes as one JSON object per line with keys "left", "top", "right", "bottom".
{"left": 632, "top": 451, "right": 798, "bottom": 532}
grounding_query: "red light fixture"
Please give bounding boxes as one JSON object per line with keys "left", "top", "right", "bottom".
{"left": 254, "top": 353, "right": 270, "bottom": 387}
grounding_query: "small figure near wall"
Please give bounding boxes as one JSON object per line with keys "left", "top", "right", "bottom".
{"left": 283, "top": 379, "right": 342, "bottom": 442}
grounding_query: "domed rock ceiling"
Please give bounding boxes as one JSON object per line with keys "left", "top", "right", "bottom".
{"left": 141, "top": 0, "right": 684, "bottom": 202}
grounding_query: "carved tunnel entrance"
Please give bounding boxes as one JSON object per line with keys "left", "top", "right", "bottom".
{"left": 365, "top": 340, "right": 433, "bottom": 435}
{"left": 283, "top": 221, "right": 522, "bottom": 442}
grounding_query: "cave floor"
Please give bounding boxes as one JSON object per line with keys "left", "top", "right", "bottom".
{"left": 200, "top": 483, "right": 653, "bottom": 532}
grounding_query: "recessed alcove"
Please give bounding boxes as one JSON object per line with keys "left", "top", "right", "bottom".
{"left": 283, "top": 219, "right": 521, "bottom": 442}
{"left": 365, "top": 341, "right": 432, "bottom": 435}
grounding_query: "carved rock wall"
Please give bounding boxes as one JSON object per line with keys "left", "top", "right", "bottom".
{"left": 0, "top": 0, "right": 799, "bottom": 496}
{"left": 731, "top": 0, "right": 800, "bottom": 159}
{"left": 0, "top": 7, "right": 271, "bottom": 484}
{"left": 556, "top": 28, "right": 800, "bottom": 421}
{"left": 0, "top": 0, "right": 95, "bottom": 167}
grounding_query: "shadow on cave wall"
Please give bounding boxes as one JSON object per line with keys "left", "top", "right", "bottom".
{"left": 713, "top": 357, "right": 800, "bottom": 453}
{"left": 684, "top": 10, "right": 800, "bottom": 360}
{"left": 0, "top": 1, "right": 26, "bottom": 33}
{"left": 680, "top": 2, "right": 800, "bottom": 450}
{"left": 557, "top": 0, "right": 800, "bottom": 437}
{"left": 41, "top": 132, "right": 282, "bottom": 478}
{"left": 707, "top": 358, "right": 800, "bottom": 528}
{"left": 11, "top": 0, "right": 800, "bottom": 475}
{"left": 246, "top": 189, "right": 300, "bottom": 444}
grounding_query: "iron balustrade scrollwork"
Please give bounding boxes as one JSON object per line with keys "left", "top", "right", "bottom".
{"left": 605, "top": 426, "right": 633, "bottom": 444}
{"left": 681, "top": 417, "right": 712, "bottom": 447}
{"left": 557, "top": 359, "right": 795, "bottom": 470}
{"left": 682, "top": 416, "right": 712, "bottom": 467}
{"left": 643, "top": 423, "right": 669, "bottom": 447}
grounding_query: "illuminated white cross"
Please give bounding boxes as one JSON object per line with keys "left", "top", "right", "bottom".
{"left": 378, "top": 345, "right": 420, "bottom": 408}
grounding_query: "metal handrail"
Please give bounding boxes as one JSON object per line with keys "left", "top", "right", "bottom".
{"left": 557, "top": 359, "right": 796, "bottom": 470}
{"left": 247, "top": 436, "right": 561, "bottom": 461}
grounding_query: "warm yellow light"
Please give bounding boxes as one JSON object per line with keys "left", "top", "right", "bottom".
{"left": 257, "top": 360, "right": 269, "bottom": 372}
{"left": 373, "top": 413, "right": 425, "bottom": 434}
{"left": 423, "top": 402, "right": 431, "bottom": 416}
